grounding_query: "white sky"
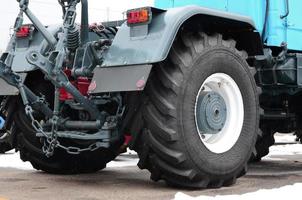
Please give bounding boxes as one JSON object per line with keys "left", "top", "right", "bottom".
{"left": 0, "top": 0, "right": 154, "bottom": 50}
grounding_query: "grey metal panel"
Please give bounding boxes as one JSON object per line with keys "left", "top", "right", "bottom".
{"left": 101, "top": 6, "right": 256, "bottom": 67}
{"left": 90, "top": 65, "right": 152, "bottom": 93}
{"left": 10, "top": 25, "right": 61, "bottom": 72}
{"left": 0, "top": 73, "right": 26, "bottom": 96}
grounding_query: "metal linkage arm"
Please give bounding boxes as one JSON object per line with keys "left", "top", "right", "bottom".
{"left": 26, "top": 51, "right": 103, "bottom": 120}
{"left": 18, "top": 0, "right": 57, "bottom": 48}
{"left": 0, "top": 62, "right": 53, "bottom": 118}
{"left": 81, "top": 0, "right": 89, "bottom": 45}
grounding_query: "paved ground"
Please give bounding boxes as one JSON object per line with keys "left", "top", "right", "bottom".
{"left": 0, "top": 151, "right": 301, "bottom": 200}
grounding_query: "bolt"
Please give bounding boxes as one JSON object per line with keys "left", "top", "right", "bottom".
{"left": 31, "top": 53, "right": 38, "bottom": 61}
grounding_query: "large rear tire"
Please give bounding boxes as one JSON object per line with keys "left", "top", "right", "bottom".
{"left": 137, "top": 32, "right": 261, "bottom": 188}
{"left": 15, "top": 79, "right": 122, "bottom": 174}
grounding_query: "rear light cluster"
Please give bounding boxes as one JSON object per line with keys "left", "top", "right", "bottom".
{"left": 127, "top": 7, "right": 152, "bottom": 25}
{"left": 16, "top": 25, "right": 32, "bottom": 38}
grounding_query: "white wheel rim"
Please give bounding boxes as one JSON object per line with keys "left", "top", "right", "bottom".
{"left": 194, "top": 73, "right": 244, "bottom": 154}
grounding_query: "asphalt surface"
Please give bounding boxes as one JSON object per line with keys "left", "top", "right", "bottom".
{"left": 0, "top": 151, "right": 301, "bottom": 200}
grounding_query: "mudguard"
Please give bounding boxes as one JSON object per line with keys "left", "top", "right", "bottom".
{"left": 0, "top": 25, "right": 60, "bottom": 96}
{"left": 100, "top": 5, "right": 257, "bottom": 68}
{"left": 9, "top": 25, "right": 61, "bottom": 72}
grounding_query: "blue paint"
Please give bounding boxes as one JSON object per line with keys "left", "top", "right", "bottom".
{"left": 154, "top": 0, "right": 302, "bottom": 51}
{"left": 0, "top": 116, "right": 5, "bottom": 130}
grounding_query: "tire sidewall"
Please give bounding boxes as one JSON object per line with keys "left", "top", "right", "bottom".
{"left": 179, "top": 47, "right": 259, "bottom": 176}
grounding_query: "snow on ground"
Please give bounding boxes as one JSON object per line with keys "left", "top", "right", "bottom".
{"left": 263, "top": 133, "right": 301, "bottom": 161}
{"left": 107, "top": 150, "right": 138, "bottom": 168}
{"left": 174, "top": 183, "right": 302, "bottom": 200}
{"left": 0, "top": 150, "right": 32, "bottom": 170}
{"left": 265, "top": 144, "right": 302, "bottom": 157}
{"left": 274, "top": 133, "right": 297, "bottom": 143}
{"left": 0, "top": 149, "right": 138, "bottom": 170}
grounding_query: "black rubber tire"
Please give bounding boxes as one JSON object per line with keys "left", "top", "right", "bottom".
{"left": 250, "top": 127, "right": 275, "bottom": 162}
{"left": 14, "top": 80, "right": 122, "bottom": 174}
{"left": 137, "top": 32, "right": 261, "bottom": 188}
{"left": 0, "top": 142, "right": 12, "bottom": 154}
{"left": 295, "top": 130, "right": 302, "bottom": 144}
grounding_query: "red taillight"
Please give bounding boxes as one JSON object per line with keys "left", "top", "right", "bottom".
{"left": 127, "top": 8, "right": 151, "bottom": 25}
{"left": 16, "top": 25, "right": 31, "bottom": 38}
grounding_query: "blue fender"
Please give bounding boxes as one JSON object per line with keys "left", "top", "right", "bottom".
{"left": 101, "top": 5, "right": 258, "bottom": 67}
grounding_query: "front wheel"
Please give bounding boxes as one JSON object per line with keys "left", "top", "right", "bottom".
{"left": 137, "top": 32, "right": 261, "bottom": 188}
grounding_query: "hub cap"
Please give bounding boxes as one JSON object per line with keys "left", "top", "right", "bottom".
{"left": 195, "top": 73, "right": 244, "bottom": 153}
{"left": 196, "top": 92, "right": 227, "bottom": 134}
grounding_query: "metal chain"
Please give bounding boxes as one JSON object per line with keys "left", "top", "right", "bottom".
{"left": 14, "top": 75, "right": 104, "bottom": 157}
{"left": 25, "top": 102, "right": 106, "bottom": 157}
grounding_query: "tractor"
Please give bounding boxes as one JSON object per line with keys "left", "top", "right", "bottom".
{"left": 0, "top": 0, "right": 301, "bottom": 188}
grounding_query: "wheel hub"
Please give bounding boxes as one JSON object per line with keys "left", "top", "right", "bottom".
{"left": 194, "top": 73, "right": 244, "bottom": 154}
{"left": 196, "top": 91, "right": 227, "bottom": 134}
